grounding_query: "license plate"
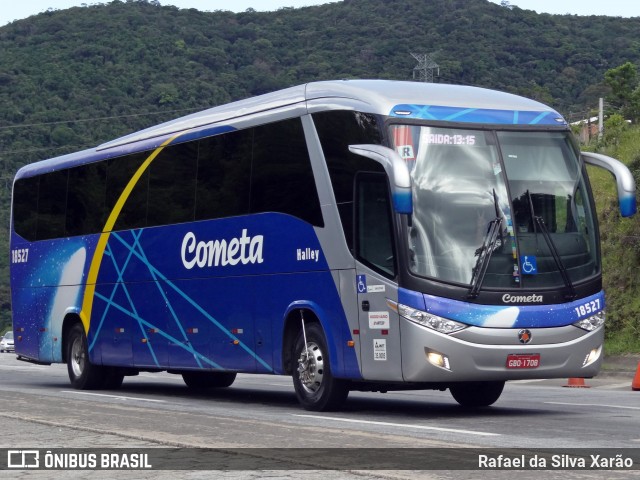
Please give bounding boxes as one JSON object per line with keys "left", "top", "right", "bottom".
{"left": 506, "top": 353, "right": 540, "bottom": 369}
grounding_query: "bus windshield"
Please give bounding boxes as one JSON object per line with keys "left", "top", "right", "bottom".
{"left": 392, "top": 125, "right": 598, "bottom": 291}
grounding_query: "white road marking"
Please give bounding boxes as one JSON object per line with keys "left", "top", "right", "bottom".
{"left": 545, "top": 401, "right": 640, "bottom": 410}
{"left": 293, "top": 414, "right": 500, "bottom": 436}
{"left": 0, "top": 363, "right": 52, "bottom": 371}
{"left": 594, "top": 382, "right": 634, "bottom": 389}
{"left": 62, "top": 391, "right": 166, "bottom": 403}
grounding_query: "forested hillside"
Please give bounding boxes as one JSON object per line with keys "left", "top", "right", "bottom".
{"left": 0, "top": 0, "right": 639, "bottom": 349}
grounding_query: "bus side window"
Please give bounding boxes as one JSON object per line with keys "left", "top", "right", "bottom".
{"left": 12, "top": 176, "right": 40, "bottom": 241}
{"left": 107, "top": 152, "right": 150, "bottom": 232}
{"left": 37, "top": 169, "right": 69, "bottom": 240}
{"left": 250, "top": 118, "right": 323, "bottom": 227}
{"left": 147, "top": 141, "right": 198, "bottom": 226}
{"left": 355, "top": 172, "right": 396, "bottom": 278}
{"left": 195, "top": 129, "right": 251, "bottom": 221}
{"left": 312, "top": 110, "right": 384, "bottom": 249}
{"left": 66, "top": 162, "right": 107, "bottom": 236}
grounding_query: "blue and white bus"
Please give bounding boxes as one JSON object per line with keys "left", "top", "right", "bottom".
{"left": 9, "top": 80, "right": 636, "bottom": 410}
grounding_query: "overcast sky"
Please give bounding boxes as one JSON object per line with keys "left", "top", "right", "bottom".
{"left": 1, "top": 0, "right": 639, "bottom": 26}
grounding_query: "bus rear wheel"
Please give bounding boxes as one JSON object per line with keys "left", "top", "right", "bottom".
{"left": 66, "top": 323, "right": 106, "bottom": 390}
{"left": 292, "top": 322, "right": 348, "bottom": 411}
{"left": 182, "top": 371, "right": 237, "bottom": 389}
{"left": 449, "top": 381, "right": 505, "bottom": 407}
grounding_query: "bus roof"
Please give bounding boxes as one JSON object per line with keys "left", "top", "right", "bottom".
{"left": 100, "top": 80, "right": 565, "bottom": 150}
{"left": 15, "top": 80, "right": 566, "bottom": 179}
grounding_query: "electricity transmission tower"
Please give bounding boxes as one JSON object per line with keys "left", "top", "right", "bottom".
{"left": 411, "top": 53, "right": 439, "bottom": 82}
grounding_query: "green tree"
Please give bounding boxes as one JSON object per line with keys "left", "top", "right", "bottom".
{"left": 603, "top": 113, "right": 628, "bottom": 146}
{"left": 604, "top": 62, "right": 640, "bottom": 122}
{"left": 3, "top": 0, "right": 640, "bottom": 348}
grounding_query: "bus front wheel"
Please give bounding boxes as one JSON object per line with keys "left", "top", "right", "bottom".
{"left": 66, "top": 323, "right": 107, "bottom": 390}
{"left": 292, "top": 322, "right": 348, "bottom": 411}
{"left": 449, "top": 381, "right": 505, "bottom": 407}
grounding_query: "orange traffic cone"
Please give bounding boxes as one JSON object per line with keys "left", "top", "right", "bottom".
{"left": 563, "top": 377, "right": 590, "bottom": 388}
{"left": 632, "top": 362, "right": 640, "bottom": 391}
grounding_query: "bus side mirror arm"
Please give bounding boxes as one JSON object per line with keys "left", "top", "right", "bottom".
{"left": 581, "top": 152, "right": 637, "bottom": 217}
{"left": 348, "top": 144, "right": 413, "bottom": 214}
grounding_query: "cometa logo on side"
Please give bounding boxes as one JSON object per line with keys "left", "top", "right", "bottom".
{"left": 181, "top": 229, "right": 264, "bottom": 269}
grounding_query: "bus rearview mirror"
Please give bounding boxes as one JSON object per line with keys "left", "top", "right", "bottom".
{"left": 348, "top": 144, "right": 413, "bottom": 215}
{"left": 581, "top": 151, "right": 637, "bottom": 217}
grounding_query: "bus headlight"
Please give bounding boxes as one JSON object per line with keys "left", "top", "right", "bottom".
{"left": 583, "top": 345, "right": 602, "bottom": 367}
{"left": 573, "top": 310, "right": 606, "bottom": 331}
{"left": 426, "top": 349, "right": 451, "bottom": 370}
{"left": 398, "top": 304, "right": 467, "bottom": 334}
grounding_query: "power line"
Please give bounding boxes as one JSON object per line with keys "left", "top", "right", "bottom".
{"left": 0, "top": 106, "right": 208, "bottom": 159}
{"left": 0, "top": 144, "right": 96, "bottom": 156}
{"left": 0, "top": 106, "right": 203, "bottom": 131}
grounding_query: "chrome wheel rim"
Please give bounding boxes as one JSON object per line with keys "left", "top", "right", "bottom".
{"left": 297, "top": 341, "right": 324, "bottom": 394}
{"left": 70, "top": 336, "right": 85, "bottom": 378}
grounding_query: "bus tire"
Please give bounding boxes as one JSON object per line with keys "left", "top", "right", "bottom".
{"left": 449, "top": 381, "right": 505, "bottom": 407}
{"left": 66, "top": 323, "right": 105, "bottom": 390}
{"left": 182, "top": 371, "right": 237, "bottom": 389}
{"left": 292, "top": 322, "right": 348, "bottom": 411}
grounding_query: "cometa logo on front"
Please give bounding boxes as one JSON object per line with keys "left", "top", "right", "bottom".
{"left": 502, "top": 294, "right": 544, "bottom": 303}
{"left": 181, "top": 229, "right": 264, "bottom": 269}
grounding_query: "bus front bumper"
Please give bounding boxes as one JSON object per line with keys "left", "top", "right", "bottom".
{"left": 400, "top": 319, "right": 604, "bottom": 382}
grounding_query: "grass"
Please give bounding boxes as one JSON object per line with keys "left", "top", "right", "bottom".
{"left": 586, "top": 125, "right": 640, "bottom": 354}
{"left": 605, "top": 330, "right": 640, "bottom": 355}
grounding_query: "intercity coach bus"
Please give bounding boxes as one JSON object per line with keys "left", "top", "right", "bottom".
{"left": 9, "top": 80, "right": 636, "bottom": 410}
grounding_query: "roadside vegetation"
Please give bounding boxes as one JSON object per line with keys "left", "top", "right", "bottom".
{"left": 587, "top": 127, "right": 640, "bottom": 353}
{"left": 0, "top": 0, "right": 638, "bottom": 351}
{"left": 583, "top": 62, "right": 640, "bottom": 353}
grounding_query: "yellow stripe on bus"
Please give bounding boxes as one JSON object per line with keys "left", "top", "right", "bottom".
{"left": 80, "top": 135, "right": 181, "bottom": 333}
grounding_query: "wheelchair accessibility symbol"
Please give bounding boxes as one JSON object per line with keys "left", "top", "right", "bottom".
{"left": 520, "top": 255, "right": 538, "bottom": 275}
{"left": 357, "top": 275, "right": 367, "bottom": 294}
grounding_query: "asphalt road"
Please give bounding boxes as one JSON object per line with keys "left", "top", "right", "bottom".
{"left": 0, "top": 352, "right": 638, "bottom": 479}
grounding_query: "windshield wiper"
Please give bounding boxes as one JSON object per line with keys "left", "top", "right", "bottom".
{"left": 526, "top": 190, "right": 576, "bottom": 300}
{"left": 468, "top": 190, "right": 503, "bottom": 299}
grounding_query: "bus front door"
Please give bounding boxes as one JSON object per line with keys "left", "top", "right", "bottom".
{"left": 354, "top": 172, "right": 402, "bottom": 381}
